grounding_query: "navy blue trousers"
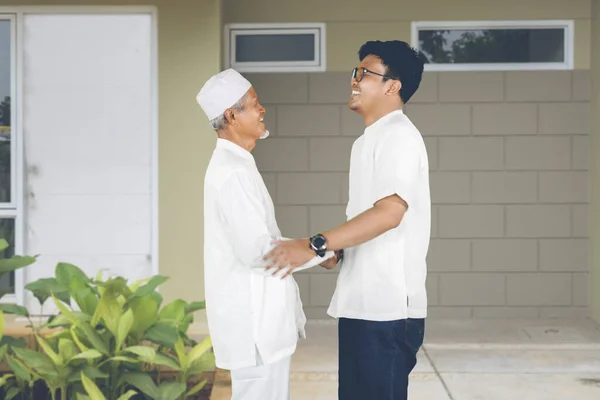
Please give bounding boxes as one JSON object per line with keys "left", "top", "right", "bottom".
{"left": 338, "top": 317, "right": 425, "bottom": 400}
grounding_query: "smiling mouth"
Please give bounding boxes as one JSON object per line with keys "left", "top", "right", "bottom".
{"left": 351, "top": 90, "right": 360, "bottom": 97}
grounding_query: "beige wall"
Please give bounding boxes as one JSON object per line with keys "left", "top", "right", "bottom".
{"left": 0, "top": 0, "right": 222, "bottom": 309}
{"left": 224, "top": 0, "right": 592, "bottom": 70}
{"left": 591, "top": 0, "right": 600, "bottom": 322}
{"left": 245, "top": 70, "right": 590, "bottom": 319}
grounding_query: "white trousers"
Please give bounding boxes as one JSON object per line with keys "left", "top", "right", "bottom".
{"left": 230, "top": 355, "right": 291, "bottom": 400}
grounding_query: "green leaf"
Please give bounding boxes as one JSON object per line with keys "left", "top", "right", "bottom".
{"left": 59, "top": 339, "right": 78, "bottom": 362}
{"left": 179, "top": 314, "right": 193, "bottom": 334}
{"left": 106, "top": 356, "right": 140, "bottom": 364}
{"left": 188, "top": 336, "right": 212, "bottom": 366}
{"left": 92, "top": 289, "right": 122, "bottom": 336}
{"left": 71, "top": 327, "right": 90, "bottom": 353}
{"left": 188, "top": 352, "right": 216, "bottom": 376}
{"left": 0, "top": 303, "right": 29, "bottom": 317}
{"left": 0, "top": 335, "right": 26, "bottom": 348}
{"left": 81, "top": 372, "right": 107, "bottom": 400}
{"left": 95, "top": 277, "right": 131, "bottom": 298}
{"left": 77, "top": 395, "right": 91, "bottom": 400}
{"left": 56, "top": 296, "right": 109, "bottom": 356}
{"left": 149, "top": 291, "right": 164, "bottom": 307}
{"left": 185, "top": 300, "right": 206, "bottom": 314}
{"left": 6, "top": 387, "right": 21, "bottom": 400}
{"left": 0, "top": 372, "right": 14, "bottom": 388}
{"left": 116, "top": 390, "right": 137, "bottom": 400}
{"left": 116, "top": 308, "right": 134, "bottom": 351}
{"left": 174, "top": 338, "right": 188, "bottom": 370}
{"left": 5, "top": 355, "right": 30, "bottom": 381}
{"left": 186, "top": 379, "right": 208, "bottom": 397}
{"left": 48, "top": 313, "right": 75, "bottom": 328}
{"left": 129, "top": 297, "right": 159, "bottom": 338}
{"left": 121, "top": 372, "right": 159, "bottom": 398}
{"left": 121, "top": 345, "right": 155, "bottom": 362}
{"left": 0, "top": 255, "right": 36, "bottom": 274}
{"left": 158, "top": 381, "right": 186, "bottom": 400}
{"left": 0, "top": 344, "right": 8, "bottom": 362}
{"left": 158, "top": 299, "right": 187, "bottom": 323}
{"left": 143, "top": 322, "right": 179, "bottom": 349}
{"left": 0, "top": 310, "right": 4, "bottom": 338}
{"left": 35, "top": 335, "right": 63, "bottom": 366}
{"left": 56, "top": 263, "right": 90, "bottom": 287}
{"left": 129, "top": 277, "right": 151, "bottom": 292}
{"left": 0, "top": 238, "right": 8, "bottom": 251}
{"left": 12, "top": 347, "right": 59, "bottom": 377}
{"left": 71, "top": 287, "right": 98, "bottom": 317}
{"left": 25, "top": 278, "right": 70, "bottom": 306}
{"left": 69, "top": 350, "right": 103, "bottom": 362}
{"left": 68, "top": 366, "right": 108, "bottom": 383}
{"left": 130, "top": 275, "right": 168, "bottom": 300}
{"left": 152, "top": 353, "right": 181, "bottom": 371}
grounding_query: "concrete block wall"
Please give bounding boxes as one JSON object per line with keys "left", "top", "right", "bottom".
{"left": 246, "top": 70, "right": 590, "bottom": 319}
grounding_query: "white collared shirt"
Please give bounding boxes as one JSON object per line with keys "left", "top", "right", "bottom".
{"left": 203, "top": 138, "right": 307, "bottom": 370}
{"left": 328, "top": 109, "right": 431, "bottom": 321}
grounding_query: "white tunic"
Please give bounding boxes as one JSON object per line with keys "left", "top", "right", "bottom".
{"left": 328, "top": 109, "right": 431, "bottom": 321}
{"left": 203, "top": 138, "right": 307, "bottom": 370}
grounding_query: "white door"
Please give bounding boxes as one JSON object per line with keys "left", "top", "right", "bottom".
{"left": 21, "top": 12, "right": 156, "bottom": 314}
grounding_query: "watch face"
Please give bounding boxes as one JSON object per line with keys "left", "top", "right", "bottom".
{"left": 312, "top": 235, "right": 326, "bottom": 249}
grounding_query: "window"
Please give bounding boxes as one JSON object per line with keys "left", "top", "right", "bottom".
{"left": 411, "top": 20, "right": 574, "bottom": 71}
{"left": 0, "top": 14, "right": 22, "bottom": 303}
{"left": 224, "top": 23, "right": 326, "bottom": 73}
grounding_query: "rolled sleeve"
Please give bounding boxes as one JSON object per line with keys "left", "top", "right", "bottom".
{"left": 372, "top": 133, "right": 420, "bottom": 207}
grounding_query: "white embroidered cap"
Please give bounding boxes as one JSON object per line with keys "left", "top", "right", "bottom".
{"left": 196, "top": 69, "right": 252, "bottom": 121}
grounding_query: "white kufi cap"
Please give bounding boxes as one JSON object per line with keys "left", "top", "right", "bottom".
{"left": 196, "top": 69, "right": 252, "bottom": 121}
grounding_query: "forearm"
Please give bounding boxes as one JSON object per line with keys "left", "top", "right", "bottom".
{"left": 322, "top": 206, "right": 400, "bottom": 251}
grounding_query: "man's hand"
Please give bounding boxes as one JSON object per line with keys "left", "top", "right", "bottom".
{"left": 264, "top": 238, "right": 315, "bottom": 278}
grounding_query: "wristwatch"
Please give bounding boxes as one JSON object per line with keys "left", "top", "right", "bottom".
{"left": 309, "top": 233, "right": 327, "bottom": 257}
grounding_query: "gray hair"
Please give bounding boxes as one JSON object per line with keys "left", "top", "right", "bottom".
{"left": 209, "top": 94, "right": 247, "bottom": 131}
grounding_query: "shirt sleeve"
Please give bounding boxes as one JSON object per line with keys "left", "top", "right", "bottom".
{"left": 372, "top": 132, "right": 420, "bottom": 207}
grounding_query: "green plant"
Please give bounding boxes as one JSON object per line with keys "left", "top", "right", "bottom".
{"left": 0, "top": 261, "right": 214, "bottom": 400}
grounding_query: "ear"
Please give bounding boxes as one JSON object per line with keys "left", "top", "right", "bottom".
{"left": 386, "top": 79, "right": 402, "bottom": 96}
{"left": 224, "top": 108, "right": 236, "bottom": 125}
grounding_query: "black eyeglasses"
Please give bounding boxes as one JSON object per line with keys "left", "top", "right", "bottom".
{"left": 352, "top": 67, "right": 393, "bottom": 82}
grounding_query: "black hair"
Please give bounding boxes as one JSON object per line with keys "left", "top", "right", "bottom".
{"left": 358, "top": 40, "right": 425, "bottom": 104}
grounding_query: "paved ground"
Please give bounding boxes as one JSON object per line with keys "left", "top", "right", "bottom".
{"left": 210, "top": 318, "right": 600, "bottom": 399}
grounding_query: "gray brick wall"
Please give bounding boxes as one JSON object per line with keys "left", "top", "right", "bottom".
{"left": 246, "top": 70, "right": 590, "bottom": 319}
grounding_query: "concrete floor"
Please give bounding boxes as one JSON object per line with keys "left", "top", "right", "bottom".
{"left": 211, "top": 318, "right": 600, "bottom": 399}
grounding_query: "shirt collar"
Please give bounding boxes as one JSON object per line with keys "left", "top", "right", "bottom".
{"left": 364, "top": 109, "right": 404, "bottom": 133}
{"left": 216, "top": 138, "right": 255, "bottom": 163}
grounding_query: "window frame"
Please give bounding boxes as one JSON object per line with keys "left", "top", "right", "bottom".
{"left": 224, "top": 22, "right": 327, "bottom": 73}
{"left": 0, "top": 13, "right": 23, "bottom": 305}
{"left": 410, "top": 20, "right": 575, "bottom": 72}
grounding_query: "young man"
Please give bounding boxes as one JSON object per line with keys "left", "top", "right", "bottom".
{"left": 197, "top": 69, "right": 335, "bottom": 400}
{"left": 264, "top": 40, "right": 430, "bottom": 400}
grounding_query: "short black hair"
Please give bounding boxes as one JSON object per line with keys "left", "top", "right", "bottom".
{"left": 358, "top": 40, "right": 425, "bottom": 104}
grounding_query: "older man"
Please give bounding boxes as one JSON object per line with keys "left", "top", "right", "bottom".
{"left": 196, "top": 69, "right": 337, "bottom": 400}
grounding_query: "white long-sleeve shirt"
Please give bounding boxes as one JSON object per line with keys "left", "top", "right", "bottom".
{"left": 203, "top": 138, "right": 318, "bottom": 370}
